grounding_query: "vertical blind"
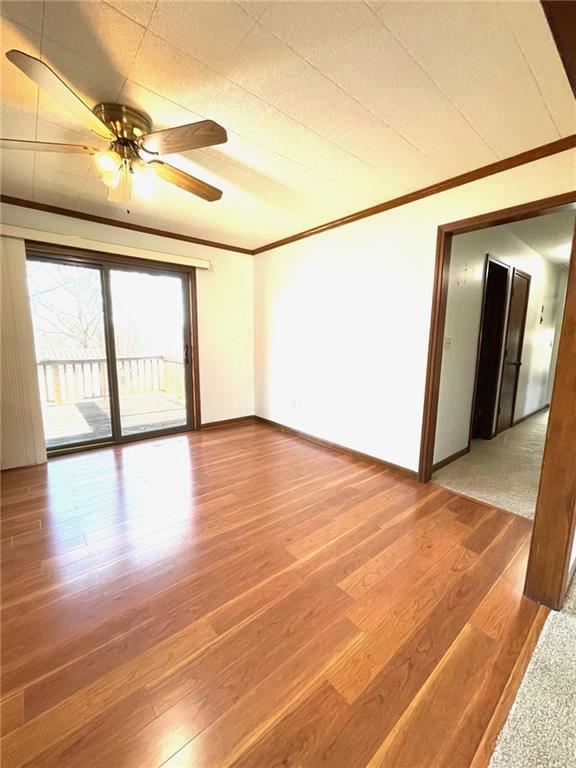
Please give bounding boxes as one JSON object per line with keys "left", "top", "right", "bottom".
{"left": 1, "top": 236, "right": 47, "bottom": 469}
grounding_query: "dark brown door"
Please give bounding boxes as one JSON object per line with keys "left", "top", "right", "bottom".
{"left": 472, "top": 260, "right": 510, "bottom": 439}
{"left": 497, "top": 269, "right": 530, "bottom": 433}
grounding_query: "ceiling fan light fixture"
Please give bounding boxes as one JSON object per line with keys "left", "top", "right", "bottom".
{"left": 107, "top": 163, "right": 133, "bottom": 204}
{"left": 132, "top": 161, "right": 157, "bottom": 197}
{"left": 3, "top": 50, "right": 226, "bottom": 204}
{"left": 101, "top": 168, "right": 121, "bottom": 189}
{"left": 95, "top": 149, "right": 122, "bottom": 174}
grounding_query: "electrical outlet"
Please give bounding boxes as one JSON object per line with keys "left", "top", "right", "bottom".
{"left": 444, "top": 336, "right": 452, "bottom": 350}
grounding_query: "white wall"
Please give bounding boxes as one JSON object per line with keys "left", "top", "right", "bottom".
{"left": 254, "top": 149, "right": 575, "bottom": 473}
{"left": 196, "top": 247, "right": 254, "bottom": 424}
{"left": 433, "top": 238, "right": 485, "bottom": 464}
{"left": 0, "top": 204, "right": 255, "bottom": 441}
{"left": 1, "top": 236, "right": 47, "bottom": 469}
{"left": 434, "top": 225, "right": 568, "bottom": 464}
{"left": 507, "top": 242, "right": 567, "bottom": 420}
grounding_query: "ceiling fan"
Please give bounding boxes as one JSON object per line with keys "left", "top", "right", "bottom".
{"left": 1, "top": 49, "right": 228, "bottom": 204}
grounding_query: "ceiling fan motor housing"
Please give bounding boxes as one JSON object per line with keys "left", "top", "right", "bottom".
{"left": 92, "top": 103, "right": 152, "bottom": 144}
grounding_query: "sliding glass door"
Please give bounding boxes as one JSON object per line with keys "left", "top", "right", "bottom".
{"left": 109, "top": 269, "right": 189, "bottom": 437}
{"left": 27, "top": 259, "right": 114, "bottom": 449}
{"left": 26, "top": 249, "right": 196, "bottom": 452}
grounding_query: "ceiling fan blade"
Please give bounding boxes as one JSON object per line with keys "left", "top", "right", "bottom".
{"left": 5, "top": 50, "right": 115, "bottom": 141}
{"left": 149, "top": 160, "right": 222, "bottom": 202}
{"left": 139, "top": 120, "right": 227, "bottom": 156}
{"left": 1, "top": 138, "right": 99, "bottom": 154}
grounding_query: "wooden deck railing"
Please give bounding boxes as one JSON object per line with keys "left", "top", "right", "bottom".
{"left": 37, "top": 357, "right": 185, "bottom": 404}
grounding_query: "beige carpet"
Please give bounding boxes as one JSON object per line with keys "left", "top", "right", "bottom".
{"left": 489, "top": 575, "right": 576, "bottom": 768}
{"left": 433, "top": 411, "right": 548, "bottom": 520}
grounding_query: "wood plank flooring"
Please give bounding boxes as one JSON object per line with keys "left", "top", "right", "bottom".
{"left": 0, "top": 422, "right": 547, "bottom": 768}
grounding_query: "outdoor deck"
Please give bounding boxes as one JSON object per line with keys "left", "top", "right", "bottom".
{"left": 43, "top": 392, "right": 187, "bottom": 447}
{"left": 36, "top": 356, "right": 187, "bottom": 448}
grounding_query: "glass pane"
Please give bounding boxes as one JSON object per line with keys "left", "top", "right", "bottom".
{"left": 27, "top": 260, "right": 113, "bottom": 448}
{"left": 109, "top": 269, "right": 188, "bottom": 436}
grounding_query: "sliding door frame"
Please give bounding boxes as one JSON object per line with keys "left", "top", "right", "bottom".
{"left": 26, "top": 253, "right": 118, "bottom": 453}
{"left": 25, "top": 241, "right": 201, "bottom": 455}
{"left": 100, "top": 265, "right": 123, "bottom": 443}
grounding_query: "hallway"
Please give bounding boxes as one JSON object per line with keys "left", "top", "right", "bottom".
{"left": 433, "top": 410, "right": 548, "bottom": 520}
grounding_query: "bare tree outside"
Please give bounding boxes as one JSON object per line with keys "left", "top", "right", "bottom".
{"left": 27, "top": 261, "right": 145, "bottom": 358}
{"left": 27, "top": 261, "right": 106, "bottom": 357}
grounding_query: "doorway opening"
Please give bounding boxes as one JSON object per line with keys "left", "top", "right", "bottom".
{"left": 419, "top": 191, "right": 576, "bottom": 609}
{"left": 430, "top": 208, "right": 572, "bottom": 518}
{"left": 471, "top": 261, "right": 532, "bottom": 440}
{"left": 26, "top": 244, "right": 200, "bottom": 453}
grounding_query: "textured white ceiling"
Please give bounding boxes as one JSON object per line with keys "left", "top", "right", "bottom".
{"left": 506, "top": 209, "right": 575, "bottom": 266}
{"left": 0, "top": 0, "right": 574, "bottom": 249}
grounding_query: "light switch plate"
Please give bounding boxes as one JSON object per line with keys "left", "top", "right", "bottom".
{"left": 444, "top": 336, "right": 452, "bottom": 350}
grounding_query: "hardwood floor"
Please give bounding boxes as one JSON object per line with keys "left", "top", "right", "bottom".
{"left": 0, "top": 422, "right": 547, "bottom": 768}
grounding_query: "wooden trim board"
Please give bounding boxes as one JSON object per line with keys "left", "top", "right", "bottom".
{"left": 255, "top": 416, "right": 418, "bottom": 479}
{"left": 419, "top": 227, "right": 453, "bottom": 483}
{"left": 0, "top": 195, "right": 252, "bottom": 255}
{"left": 200, "top": 415, "right": 256, "bottom": 430}
{"left": 513, "top": 404, "right": 550, "bottom": 428}
{"left": 187, "top": 270, "right": 202, "bottom": 430}
{"left": 432, "top": 446, "right": 470, "bottom": 473}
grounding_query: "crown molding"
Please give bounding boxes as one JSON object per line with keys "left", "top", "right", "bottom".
{"left": 0, "top": 195, "right": 253, "bottom": 255}
{"left": 2, "top": 135, "right": 575, "bottom": 257}
{"left": 253, "top": 134, "right": 576, "bottom": 253}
